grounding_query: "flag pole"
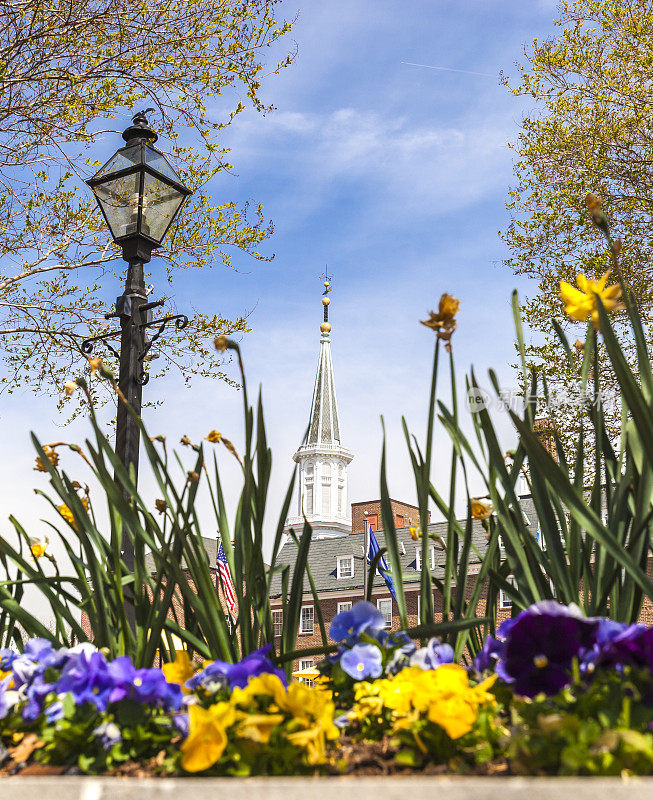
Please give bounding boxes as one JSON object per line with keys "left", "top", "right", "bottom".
{"left": 363, "top": 512, "right": 369, "bottom": 600}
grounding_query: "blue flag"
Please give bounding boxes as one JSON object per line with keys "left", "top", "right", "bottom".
{"left": 366, "top": 523, "right": 397, "bottom": 601}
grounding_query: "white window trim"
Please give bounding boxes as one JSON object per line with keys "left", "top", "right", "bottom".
{"left": 377, "top": 598, "right": 392, "bottom": 628}
{"left": 499, "top": 576, "right": 517, "bottom": 610}
{"left": 415, "top": 545, "right": 435, "bottom": 571}
{"left": 272, "top": 609, "right": 283, "bottom": 637}
{"left": 337, "top": 601, "right": 353, "bottom": 614}
{"left": 300, "top": 605, "right": 314, "bottom": 634}
{"left": 336, "top": 555, "right": 354, "bottom": 580}
{"left": 299, "top": 658, "right": 315, "bottom": 686}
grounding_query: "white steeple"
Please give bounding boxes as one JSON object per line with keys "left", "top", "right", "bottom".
{"left": 286, "top": 275, "right": 353, "bottom": 538}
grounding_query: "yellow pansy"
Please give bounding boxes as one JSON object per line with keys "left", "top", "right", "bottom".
{"left": 162, "top": 650, "right": 195, "bottom": 691}
{"left": 235, "top": 712, "right": 285, "bottom": 743}
{"left": 287, "top": 725, "right": 327, "bottom": 765}
{"left": 559, "top": 270, "right": 624, "bottom": 330}
{"left": 180, "top": 702, "right": 235, "bottom": 773}
{"left": 232, "top": 673, "right": 287, "bottom": 708}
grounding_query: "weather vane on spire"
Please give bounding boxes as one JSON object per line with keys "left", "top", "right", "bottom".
{"left": 320, "top": 269, "right": 333, "bottom": 335}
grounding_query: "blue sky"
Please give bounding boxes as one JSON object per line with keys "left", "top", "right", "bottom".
{"left": 0, "top": 1, "right": 560, "bottom": 565}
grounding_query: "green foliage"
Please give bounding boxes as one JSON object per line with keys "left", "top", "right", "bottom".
{"left": 0, "top": 341, "right": 317, "bottom": 670}
{"left": 501, "top": 0, "right": 653, "bottom": 455}
{"left": 472, "top": 291, "right": 653, "bottom": 619}
{"left": 507, "top": 668, "right": 653, "bottom": 776}
{"left": 0, "top": 0, "right": 294, "bottom": 402}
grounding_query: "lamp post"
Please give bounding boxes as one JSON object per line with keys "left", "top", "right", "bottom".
{"left": 82, "top": 111, "right": 192, "bottom": 571}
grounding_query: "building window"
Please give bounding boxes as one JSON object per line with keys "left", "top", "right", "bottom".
{"left": 499, "top": 576, "right": 517, "bottom": 610}
{"left": 377, "top": 598, "right": 392, "bottom": 628}
{"left": 415, "top": 545, "right": 435, "bottom": 571}
{"left": 272, "top": 609, "right": 283, "bottom": 637}
{"left": 300, "top": 605, "right": 314, "bottom": 634}
{"left": 338, "top": 484, "right": 344, "bottom": 513}
{"left": 305, "top": 485, "right": 313, "bottom": 516}
{"left": 395, "top": 514, "right": 404, "bottom": 528}
{"left": 299, "top": 658, "right": 315, "bottom": 687}
{"left": 337, "top": 555, "right": 354, "bottom": 579}
{"left": 366, "top": 514, "right": 378, "bottom": 531}
{"left": 337, "top": 601, "right": 352, "bottom": 614}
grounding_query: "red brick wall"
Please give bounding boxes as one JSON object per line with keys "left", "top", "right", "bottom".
{"left": 351, "top": 499, "right": 429, "bottom": 533}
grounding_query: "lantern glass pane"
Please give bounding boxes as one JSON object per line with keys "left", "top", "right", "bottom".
{"left": 93, "top": 146, "right": 141, "bottom": 179}
{"left": 92, "top": 172, "right": 141, "bottom": 240}
{"left": 141, "top": 172, "right": 185, "bottom": 242}
{"left": 144, "top": 146, "right": 182, "bottom": 183}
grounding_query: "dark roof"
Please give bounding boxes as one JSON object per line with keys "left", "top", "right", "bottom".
{"left": 269, "top": 495, "right": 539, "bottom": 597}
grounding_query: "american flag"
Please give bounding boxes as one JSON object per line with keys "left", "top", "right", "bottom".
{"left": 217, "top": 541, "right": 237, "bottom": 616}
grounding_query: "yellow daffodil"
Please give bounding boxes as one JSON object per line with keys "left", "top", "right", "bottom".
{"left": 29, "top": 535, "right": 49, "bottom": 560}
{"left": 180, "top": 435, "right": 192, "bottom": 446}
{"left": 408, "top": 525, "right": 421, "bottom": 540}
{"left": 162, "top": 651, "right": 195, "bottom": 691}
{"left": 470, "top": 497, "right": 493, "bottom": 520}
{"left": 421, "top": 293, "right": 460, "bottom": 347}
{"left": 88, "top": 356, "right": 103, "bottom": 374}
{"left": 63, "top": 381, "right": 77, "bottom": 397}
{"left": 34, "top": 445, "right": 59, "bottom": 473}
{"left": 180, "top": 702, "right": 235, "bottom": 773}
{"left": 559, "top": 270, "right": 624, "bottom": 330}
{"left": 56, "top": 497, "right": 89, "bottom": 531}
{"left": 214, "top": 335, "right": 229, "bottom": 352}
{"left": 205, "top": 430, "right": 222, "bottom": 444}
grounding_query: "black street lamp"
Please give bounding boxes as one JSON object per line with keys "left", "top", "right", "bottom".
{"left": 82, "top": 110, "right": 192, "bottom": 571}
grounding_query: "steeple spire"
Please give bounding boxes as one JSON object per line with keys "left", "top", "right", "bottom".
{"left": 307, "top": 273, "right": 340, "bottom": 445}
{"left": 286, "top": 273, "right": 354, "bottom": 539}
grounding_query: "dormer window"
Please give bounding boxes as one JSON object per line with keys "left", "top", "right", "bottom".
{"left": 337, "top": 555, "right": 354, "bottom": 579}
{"left": 415, "top": 545, "right": 436, "bottom": 571}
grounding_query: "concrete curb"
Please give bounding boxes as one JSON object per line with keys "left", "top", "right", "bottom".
{"left": 0, "top": 776, "right": 652, "bottom": 799}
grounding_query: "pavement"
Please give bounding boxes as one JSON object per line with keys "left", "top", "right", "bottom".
{"left": 1, "top": 776, "right": 652, "bottom": 798}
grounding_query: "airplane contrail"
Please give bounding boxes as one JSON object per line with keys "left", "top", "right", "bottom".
{"left": 401, "top": 61, "right": 497, "bottom": 78}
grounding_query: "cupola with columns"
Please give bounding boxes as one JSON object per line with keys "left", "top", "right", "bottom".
{"left": 285, "top": 274, "right": 354, "bottom": 538}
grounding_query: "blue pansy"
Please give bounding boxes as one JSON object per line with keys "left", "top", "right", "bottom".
{"left": 55, "top": 650, "right": 115, "bottom": 712}
{"left": 186, "top": 644, "right": 286, "bottom": 691}
{"left": 410, "top": 638, "right": 455, "bottom": 670}
{"left": 340, "top": 643, "right": 383, "bottom": 680}
{"left": 473, "top": 635, "right": 505, "bottom": 673}
{"left": 329, "top": 601, "right": 385, "bottom": 643}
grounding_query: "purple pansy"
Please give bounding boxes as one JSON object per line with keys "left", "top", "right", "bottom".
{"left": 597, "top": 624, "right": 653, "bottom": 672}
{"left": 340, "top": 643, "right": 383, "bottom": 680}
{"left": 329, "top": 601, "right": 385, "bottom": 643}
{"left": 495, "top": 602, "right": 598, "bottom": 697}
{"left": 473, "top": 634, "right": 505, "bottom": 673}
{"left": 107, "top": 656, "right": 182, "bottom": 710}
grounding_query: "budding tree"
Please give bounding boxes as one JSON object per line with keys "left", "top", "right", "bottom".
{"left": 0, "top": 0, "right": 294, "bottom": 406}
{"left": 501, "top": 0, "right": 652, "bottom": 454}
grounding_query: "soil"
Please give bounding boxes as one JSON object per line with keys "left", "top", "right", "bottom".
{"left": 0, "top": 736, "right": 512, "bottom": 778}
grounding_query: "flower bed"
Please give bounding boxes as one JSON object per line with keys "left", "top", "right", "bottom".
{"left": 1, "top": 601, "right": 652, "bottom": 777}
